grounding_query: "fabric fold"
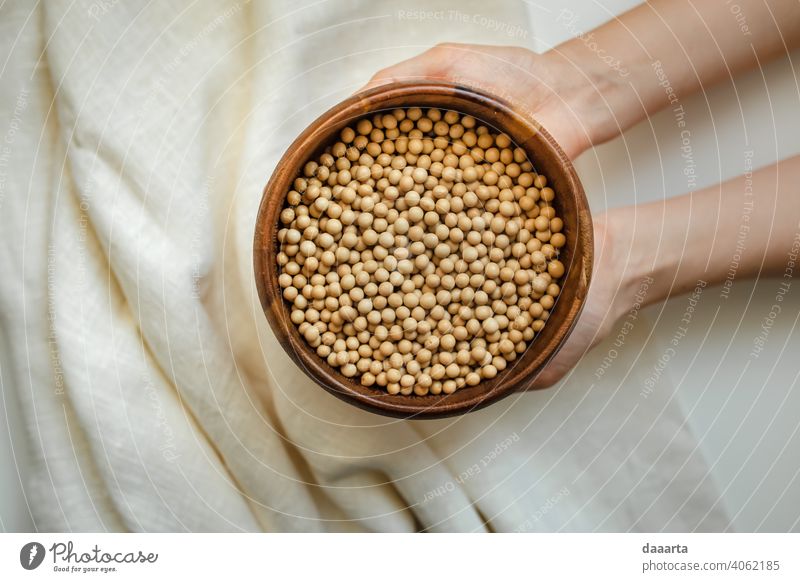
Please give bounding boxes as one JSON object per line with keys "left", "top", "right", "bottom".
{"left": 0, "top": 0, "right": 729, "bottom": 532}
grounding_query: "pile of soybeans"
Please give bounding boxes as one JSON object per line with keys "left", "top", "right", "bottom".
{"left": 276, "top": 107, "right": 566, "bottom": 396}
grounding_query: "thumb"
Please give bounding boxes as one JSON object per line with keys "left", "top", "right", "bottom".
{"left": 359, "top": 44, "right": 463, "bottom": 93}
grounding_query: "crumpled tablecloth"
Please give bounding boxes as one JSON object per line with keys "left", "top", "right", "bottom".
{"left": 0, "top": 0, "right": 728, "bottom": 532}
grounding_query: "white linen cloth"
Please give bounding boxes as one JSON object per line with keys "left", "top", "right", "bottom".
{"left": 0, "top": 0, "right": 728, "bottom": 532}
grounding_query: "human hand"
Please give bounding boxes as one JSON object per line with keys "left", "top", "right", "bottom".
{"left": 530, "top": 210, "right": 643, "bottom": 388}
{"left": 365, "top": 43, "right": 617, "bottom": 160}
{"left": 366, "top": 44, "right": 639, "bottom": 387}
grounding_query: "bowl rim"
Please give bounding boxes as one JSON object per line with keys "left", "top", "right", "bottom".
{"left": 254, "top": 80, "right": 593, "bottom": 418}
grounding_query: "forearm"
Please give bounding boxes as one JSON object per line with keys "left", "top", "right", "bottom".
{"left": 552, "top": 0, "right": 800, "bottom": 148}
{"left": 610, "top": 155, "right": 800, "bottom": 313}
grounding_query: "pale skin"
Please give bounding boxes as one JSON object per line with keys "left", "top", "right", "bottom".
{"left": 367, "top": 0, "right": 800, "bottom": 387}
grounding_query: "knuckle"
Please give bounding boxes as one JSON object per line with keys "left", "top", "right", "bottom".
{"left": 537, "top": 366, "right": 563, "bottom": 388}
{"left": 371, "top": 66, "right": 393, "bottom": 81}
{"left": 429, "top": 42, "right": 461, "bottom": 55}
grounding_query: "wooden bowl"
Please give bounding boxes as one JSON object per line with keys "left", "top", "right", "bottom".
{"left": 254, "top": 81, "right": 593, "bottom": 419}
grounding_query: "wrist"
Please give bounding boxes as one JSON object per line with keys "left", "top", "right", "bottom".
{"left": 540, "top": 47, "right": 626, "bottom": 155}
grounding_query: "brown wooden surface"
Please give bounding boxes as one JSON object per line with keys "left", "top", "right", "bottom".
{"left": 254, "top": 81, "right": 593, "bottom": 419}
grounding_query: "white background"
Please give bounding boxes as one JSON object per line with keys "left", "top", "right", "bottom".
{"left": 0, "top": 533, "right": 798, "bottom": 580}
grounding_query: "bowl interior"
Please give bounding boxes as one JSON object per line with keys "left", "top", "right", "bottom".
{"left": 254, "top": 82, "right": 592, "bottom": 418}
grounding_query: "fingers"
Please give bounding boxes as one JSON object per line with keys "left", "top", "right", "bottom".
{"left": 529, "top": 323, "right": 592, "bottom": 389}
{"left": 530, "top": 354, "right": 572, "bottom": 389}
{"left": 359, "top": 43, "right": 467, "bottom": 93}
{"left": 360, "top": 54, "right": 440, "bottom": 93}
